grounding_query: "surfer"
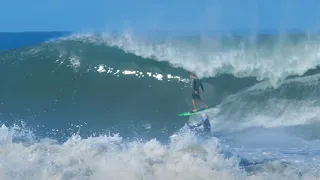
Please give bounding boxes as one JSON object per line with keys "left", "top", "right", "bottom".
{"left": 188, "top": 113, "right": 211, "bottom": 132}
{"left": 190, "top": 73, "right": 209, "bottom": 112}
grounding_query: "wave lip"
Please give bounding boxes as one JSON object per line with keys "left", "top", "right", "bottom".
{"left": 95, "top": 32, "right": 320, "bottom": 85}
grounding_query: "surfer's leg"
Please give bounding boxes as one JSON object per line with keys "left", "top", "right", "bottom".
{"left": 192, "top": 99, "right": 197, "bottom": 112}
{"left": 192, "top": 92, "right": 198, "bottom": 112}
{"left": 199, "top": 97, "right": 209, "bottom": 108}
{"left": 201, "top": 100, "right": 209, "bottom": 108}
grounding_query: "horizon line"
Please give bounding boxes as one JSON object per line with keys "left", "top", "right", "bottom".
{"left": 0, "top": 29, "right": 320, "bottom": 38}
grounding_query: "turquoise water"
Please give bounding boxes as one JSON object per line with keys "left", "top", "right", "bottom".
{"left": 1, "top": 32, "right": 320, "bottom": 179}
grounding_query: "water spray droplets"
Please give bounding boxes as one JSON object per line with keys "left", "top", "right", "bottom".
{"left": 93, "top": 64, "right": 188, "bottom": 83}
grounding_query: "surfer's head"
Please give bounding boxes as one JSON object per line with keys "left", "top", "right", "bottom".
{"left": 200, "top": 113, "right": 208, "bottom": 121}
{"left": 190, "top": 73, "right": 196, "bottom": 79}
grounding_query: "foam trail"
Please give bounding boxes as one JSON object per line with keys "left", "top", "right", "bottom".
{"left": 211, "top": 74, "right": 320, "bottom": 131}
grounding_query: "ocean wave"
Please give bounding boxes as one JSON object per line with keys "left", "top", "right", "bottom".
{"left": 1, "top": 32, "right": 320, "bottom": 138}
{"left": 1, "top": 32, "right": 320, "bottom": 179}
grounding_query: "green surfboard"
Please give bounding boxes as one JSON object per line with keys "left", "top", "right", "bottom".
{"left": 178, "top": 107, "right": 209, "bottom": 117}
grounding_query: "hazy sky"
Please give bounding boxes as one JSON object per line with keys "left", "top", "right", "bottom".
{"left": 1, "top": 0, "right": 320, "bottom": 33}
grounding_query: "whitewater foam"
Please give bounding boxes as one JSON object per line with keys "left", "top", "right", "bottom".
{"left": 0, "top": 124, "right": 320, "bottom": 180}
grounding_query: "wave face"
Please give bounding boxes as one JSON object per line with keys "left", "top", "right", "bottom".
{"left": 1, "top": 32, "right": 320, "bottom": 179}
{"left": 0, "top": 32, "right": 258, "bottom": 140}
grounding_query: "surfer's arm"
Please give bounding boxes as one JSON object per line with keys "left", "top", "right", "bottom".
{"left": 200, "top": 81, "right": 204, "bottom": 92}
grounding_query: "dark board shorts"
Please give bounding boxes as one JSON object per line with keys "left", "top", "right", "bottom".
{"left": 192, "top": 91, "right": 201, "bottom": 100}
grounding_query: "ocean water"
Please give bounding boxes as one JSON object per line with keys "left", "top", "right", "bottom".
{"left": 1, "top": 31, "right": 320, "bottom": 179}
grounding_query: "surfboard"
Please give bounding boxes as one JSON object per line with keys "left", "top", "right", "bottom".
{"left": 177, "top": 107, "right": 209, "bottom": 117}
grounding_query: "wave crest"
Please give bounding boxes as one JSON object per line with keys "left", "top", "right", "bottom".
{"left": 93, "top": 31, "right": 320, "bottom": 85}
